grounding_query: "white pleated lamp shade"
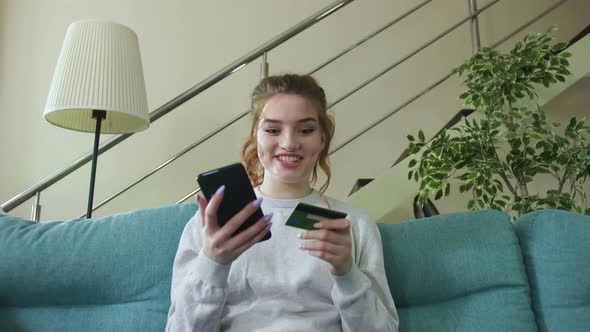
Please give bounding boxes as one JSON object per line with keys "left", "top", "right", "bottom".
{"left": 44, "top": 20, "right": 149, "bottom": 134}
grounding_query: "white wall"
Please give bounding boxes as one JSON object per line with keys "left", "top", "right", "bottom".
{"left": 1, "top": 0, "right": 589, "bottom": 221}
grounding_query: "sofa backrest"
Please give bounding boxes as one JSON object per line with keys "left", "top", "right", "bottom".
{"left": 378, "top": 209, "right": 538, "bottom": 332}
{"left": 514, "top": 209, "right": 590, "bottom": 332}
{"left": 0, "top": 203, "right": 198, "bottom": 332}
{"left": 9, "top": 204, "right": 582, "bottom": 332}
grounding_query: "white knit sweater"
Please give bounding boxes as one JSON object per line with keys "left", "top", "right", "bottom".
{"left": 166, "top": 188, "right": 399, "bottom": 332}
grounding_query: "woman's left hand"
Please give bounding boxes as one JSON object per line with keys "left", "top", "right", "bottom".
{"left": 299, "top": 218, "right": 352, "bottom": 276}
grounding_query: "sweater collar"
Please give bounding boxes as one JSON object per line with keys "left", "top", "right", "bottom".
{"left": 254, "top": 187, "right": 320, "bottom": 208}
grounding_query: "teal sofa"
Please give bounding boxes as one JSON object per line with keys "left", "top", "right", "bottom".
{"left": 1, "top": 205, "right": 588, "bottom": 331}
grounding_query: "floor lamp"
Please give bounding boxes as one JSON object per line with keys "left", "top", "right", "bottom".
{"left": 43, "top": 20, "right": 150, "bottom": 218}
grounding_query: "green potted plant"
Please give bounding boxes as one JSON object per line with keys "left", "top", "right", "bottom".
{"left": 406, "top": 27, "right": 590, "bottom": 217}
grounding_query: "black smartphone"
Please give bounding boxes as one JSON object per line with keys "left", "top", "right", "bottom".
{"left": 197, "top": 162, "right": 271, "bottom": 242}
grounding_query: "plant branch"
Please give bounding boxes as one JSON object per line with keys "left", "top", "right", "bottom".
{"left": 506, "top": 102, "right": 529, "bottom": 197}
{"left": 480, "top": 115, "right": 518, "bottom": 198}
{"left": 557, "top": 172, "right": 567, "bottom": 194}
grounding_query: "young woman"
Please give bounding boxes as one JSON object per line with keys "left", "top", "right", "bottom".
{"left": 166, "top": 74, "right": 398, "bottom": 331}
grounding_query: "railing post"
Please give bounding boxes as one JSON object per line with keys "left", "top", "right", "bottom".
{"left": 260, "top": 52, "right": 269, "bottom": 79}
{"left": 468, "top": 0, "right": 482, "bottom": 53}
{"left": 31, "top": 191, "right": 41, "bottom": 222}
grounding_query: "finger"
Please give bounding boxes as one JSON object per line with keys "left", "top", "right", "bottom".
{"left": 196, "top": 195, "right": 207, "bottom": 227}
{"left": 306, "top": 250, "right": 338, "bottom": 266}
{"left": 218, "top": 197, "right": 263, "bottom": 238}
{"left": 299, "top": 240, "right": 344, "bottom": 256}
{"left": 299, "top": 229, "right": 350, "bottom": 246}
{"left": 313, "top": 218, "right": 350, "bottom": 232}
{"left": 204, "top": 185, "right": 225, "bottom": 231}
{"left": 305, "top": 249, "right": 352, "bottom": 276}
{"left": 232, "top": 221, "right": 272, "bottom": 256}
{"left": 225, "top": 214, "right": 271, "bottom": 250}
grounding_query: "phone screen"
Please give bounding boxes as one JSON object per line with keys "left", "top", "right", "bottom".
{"left": 197, "top": 162, "right": 271, "bottom": 242}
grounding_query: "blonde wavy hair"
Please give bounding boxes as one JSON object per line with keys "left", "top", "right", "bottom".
{"left": 241, "top": 74, "right": 335, "bottom": 195}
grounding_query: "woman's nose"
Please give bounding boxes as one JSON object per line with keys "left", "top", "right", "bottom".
{"left": 280, "top": 131, "right": 301, "bottom": 151}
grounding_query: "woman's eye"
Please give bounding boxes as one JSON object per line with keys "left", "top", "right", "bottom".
{"left": 299, "top": 128, "right": 315, "bottom": 134}
{"left": 264, "top": 128, "right": 279, "bottom": 134}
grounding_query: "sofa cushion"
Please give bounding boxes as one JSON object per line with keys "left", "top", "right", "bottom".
{"left": 0, "top": 203, "right": 197, "bottom": 332}
{"left": 378, "top": 209, "right": 537, "bottom": 332}
{"left": 514, "top": 209, "right": 590, "bottom": 332}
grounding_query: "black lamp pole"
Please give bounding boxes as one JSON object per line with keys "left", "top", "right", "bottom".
{"left": 87, "top": 110, "right": 106, "bottom": 218}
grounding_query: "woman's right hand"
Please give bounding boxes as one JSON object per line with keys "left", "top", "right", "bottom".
{"left": 196, "top": 185, "right": 272, "bottom": 265}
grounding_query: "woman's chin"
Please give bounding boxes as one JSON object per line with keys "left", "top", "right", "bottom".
{"left": 271, "top": 170, "right": 309, "bottom": 185}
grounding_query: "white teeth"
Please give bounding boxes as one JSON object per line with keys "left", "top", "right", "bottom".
{"left": 278, "top": 156, "right": 300, "bottom": 163}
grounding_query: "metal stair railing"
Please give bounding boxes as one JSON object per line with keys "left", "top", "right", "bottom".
{"left": 177, "top": 0, "right": 570, "bottom": 203}
{"left": 3, "top": 0, "right": 570, "bottom": 219}
{"left": 349, "top": 0, "right": 578, "bottom": 198}
{"left": 308, "top": 0, "right": 432, "bottom": 75}
{"left": 88, "top": 0, "right": 434, "bottom": 215}
{"left": 176, "top": 0, "right": 508, "bottom": 203}
{"left": 1, "top": 0, "right": 354, "bottom": 218}
{"left": 328, "top": 0, "right": 570, "bottom": 157}
{"left": 324, "top": 0, "right": 501, "bottom": 116}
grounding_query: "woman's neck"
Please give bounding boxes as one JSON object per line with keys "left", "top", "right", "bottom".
{"left": 258, "top": 180, "right": 312, "bottom": 199}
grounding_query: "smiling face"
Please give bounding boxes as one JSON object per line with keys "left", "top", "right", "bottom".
{"left": 257, "top": 93, "right": 325, "bottom": 188}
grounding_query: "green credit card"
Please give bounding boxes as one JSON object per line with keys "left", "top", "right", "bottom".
{"left": 285, "top": 202, "right": 347, "bottom": 230}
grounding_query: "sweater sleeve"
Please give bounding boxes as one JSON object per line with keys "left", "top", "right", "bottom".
{"left": 331, "top": 211, "right": 399, "bottom": 332}
{"left": 165, "top": 212, "right": 231, "bottom": 332}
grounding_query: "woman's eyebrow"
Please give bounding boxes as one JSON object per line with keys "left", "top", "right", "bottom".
{"left": 262, "top": 118, "right": 318, "bottom": 124}
{"left": 297, "top": 117, "right": 319, "bottom": 124}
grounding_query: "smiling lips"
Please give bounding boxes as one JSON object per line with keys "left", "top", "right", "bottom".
{"left": 275, "top": 154, "right": 303, "bottom": 168}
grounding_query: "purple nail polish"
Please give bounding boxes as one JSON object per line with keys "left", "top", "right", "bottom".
{"left": 195, "top": 195, "right": 201, "bottom": 204}
{"left": 266, "top": 222, "right": 272, "bottom": 230}
{"left": 215, "top": 185, "right": 225, "bottom": 195}
{"left": 264, "top": 213, "right": 273, "bottom": 222}
{"left": 253, "top": 197, "right": 263, "bottom": 209}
